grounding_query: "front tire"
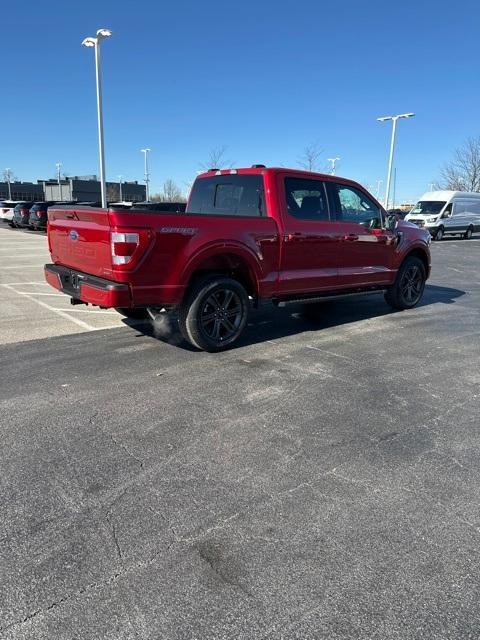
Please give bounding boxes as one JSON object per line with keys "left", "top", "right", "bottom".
{"left": 434, "top": 226, "right": 444, "bottom": 241}
{"left": 464, "top": 226, "right": 473, "bottom": 240}
{"left": 385, "top": 256, "right": 426, "bottom": 311}
{"left": 178, "top": 276, "right": 249, "bottom": 352}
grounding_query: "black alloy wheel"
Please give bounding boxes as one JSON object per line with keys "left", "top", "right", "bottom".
{"left": 385, "top": 256, "right": 426, "bottom": 310}
{"left": 399, "top": 263, "right": 424, "bottom": 306}
{"left": 178, "top": 276, "right": 249, "bottom": 351}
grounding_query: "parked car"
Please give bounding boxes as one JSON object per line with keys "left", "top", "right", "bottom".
{"left": 405, "top": 191, "right": 480, "bottom": 240}
{"left": 44, "top": 166, "right": 431, "bottom": 351}
{"left": 0, "top": 200, "right": 23, "bottom": 223}
{"left": 10, "top": 202, "right": 36, "bottom": 228}
{"left": 28, "top": 201, "right": 56, "bottom": 231}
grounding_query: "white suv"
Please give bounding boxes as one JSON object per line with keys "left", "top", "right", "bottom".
{"left": 0, "top": 201, "right": 22, "bottom": 223}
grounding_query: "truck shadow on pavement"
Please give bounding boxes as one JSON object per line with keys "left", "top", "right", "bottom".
{"left": 123, "top": 284, "right": 465, "bottom": 352}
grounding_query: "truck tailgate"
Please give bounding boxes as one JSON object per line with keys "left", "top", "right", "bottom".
{"left": 48, "top": 207, "right": 113, "bottom": 279}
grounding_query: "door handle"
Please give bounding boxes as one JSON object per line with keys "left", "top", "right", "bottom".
{"left": 343, "top": 234, "right": 359, "bottom": 241}
{"left": 284, "top": 232, "right": 305, "bottom": 242}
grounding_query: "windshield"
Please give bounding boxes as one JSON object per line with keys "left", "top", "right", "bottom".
{"left": 410, "top": 201, "right": 446, "bottom": 215}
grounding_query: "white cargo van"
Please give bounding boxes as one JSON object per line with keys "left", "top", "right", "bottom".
{"left": 405, "top": 191, "right": 480, "bottom": 240}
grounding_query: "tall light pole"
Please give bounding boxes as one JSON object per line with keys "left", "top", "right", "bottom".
{"left": 141, "top": 148, "right": 151, "bottom": 201}
{"left": 4, "top": 168, "right": 12, "bottom": 199}
{"left": 82, "top": 28, "right": 112, "bottom": 209}
{"left": 328, "top": 157, "right": 340, "bottom": 175}
{"left": 118, "top": 175, "right": 123, "bottom": 201}
{"left": 377, "top": 112, "right": 415, "bottom": 210}
{"left": 56, "top": 162, "right": 63, "bottom": 201}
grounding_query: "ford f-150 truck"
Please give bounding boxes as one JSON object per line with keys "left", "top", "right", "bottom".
{"left": 44, "top": 166, "right": 431, "bottom": 351}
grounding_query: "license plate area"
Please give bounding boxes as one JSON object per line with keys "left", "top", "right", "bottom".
{"left": 61, "top": 270, "right": 83, "bottom": 295}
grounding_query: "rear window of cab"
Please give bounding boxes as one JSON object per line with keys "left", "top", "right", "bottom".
{"left": 187, "top": 175, "right": 264, "bottom": 217}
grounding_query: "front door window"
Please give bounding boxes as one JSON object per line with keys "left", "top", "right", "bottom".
{"left": 335, "top": 185, "right": 383, "bottom": 229}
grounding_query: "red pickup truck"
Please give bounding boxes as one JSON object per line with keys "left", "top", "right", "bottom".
{"left": 45, "top": 166, "right": 431, "bottom": 351}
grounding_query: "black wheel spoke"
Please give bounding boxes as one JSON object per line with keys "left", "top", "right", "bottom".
{"left": 223, "top": 290, "right": 234, "bottom": 309}
{"left": 200, "top": 287, "right": 243, "bottom": 343}
{"left": 226, "top": 306, "right": 241, "bottom": 318}
{"left": 206, "top": 294, "right": 221, "bottom": 311}
{"left": 202, "top": 311, "right": 217, "bottom": 322}
{"left": 220, "top": 318, "right": 236, "bottom": 333}
{"left": 212, "top": 319, "right": 222, "bottom": 340}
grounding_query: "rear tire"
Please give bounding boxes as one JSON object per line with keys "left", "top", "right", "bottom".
{"left": 115, "top": 308, "right": 149, "bottom": 319}
{"left": 434, "top": 226, "right": 444, "bottom": 241}
{"left": 464, "top": 226, "right": 473, "bottom": 240}
{"left": 385, "top": 256, "right": 426, "bottom": 311}
{"left": 178, "top": 276, "right": 249, "bottom": 352}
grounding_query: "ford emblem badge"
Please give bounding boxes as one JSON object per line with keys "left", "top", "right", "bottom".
{"left": 69, "top": 230, "right": 79, "bottom": 241}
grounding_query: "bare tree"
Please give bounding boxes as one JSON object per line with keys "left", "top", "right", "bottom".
{"left": 106, "top": 184, "right": 120, "bottom": 202}
{"left": 151, "top": 179, "right": 185, "bottom": 203}
{"left": 2, "top": 169, "right": 19, "bottom": 182}
{"left": 200, "top": 145, "right": 233, "bottom": 170}
{"left": 438, "top": 136, "right": 480, "bottom": 191}
{"left": 298, "top": 142, "right": 324, "bottom": 172}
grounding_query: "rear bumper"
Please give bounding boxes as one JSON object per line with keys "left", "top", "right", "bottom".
{"left": 44, "top": 264, "right": 131, "bottom": 308}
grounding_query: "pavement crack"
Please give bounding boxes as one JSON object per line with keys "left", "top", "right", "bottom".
{"left": 177, "top": 512, "right": 240, "bottom": 544}
{"left": 109, "top": 433, "right": 144, "bottom": 468}
{"left": 0, "top": 573, "right": 121, "bottom": 634}
{"left": 105, "top": 513, "right": 123, "bottom": 562}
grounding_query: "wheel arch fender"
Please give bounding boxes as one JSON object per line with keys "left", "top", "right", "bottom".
{"left": 180, "top": 242, "right": 262, "bottom": 298}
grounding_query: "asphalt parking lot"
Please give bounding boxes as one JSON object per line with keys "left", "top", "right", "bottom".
{"left": 1, "top": 225, "right": 480, "bottom": 639}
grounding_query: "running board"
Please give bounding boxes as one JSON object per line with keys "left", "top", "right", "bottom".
{"left": 275, "top": 289, "right": 387, "bottom": 307}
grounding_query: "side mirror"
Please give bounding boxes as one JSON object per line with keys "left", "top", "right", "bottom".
{"left": 385, "top": 213, "right": 398, "bottom": 230}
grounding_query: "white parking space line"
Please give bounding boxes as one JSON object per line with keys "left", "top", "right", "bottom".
{"left": 0, "top": 281, "right": 47, "bottom": 285}
{"left": 1, "top": 283, "right": 96, "bottom": 330}
{"left": 2, "top": 265, "right": 47, "bottom": 269}
{"left": 0, "top": 254, "right": 47, "bottom": 259}
{"left": 14, "top": 292, "right": 64, "bottom": 296}
{"left": 50, "top": 308, "right": 118, "bottom": 315}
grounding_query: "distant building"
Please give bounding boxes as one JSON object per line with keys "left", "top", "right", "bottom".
{"left": 43, "top": 177, "right": 146, "bottom": 202}
{"left": 0, "top": 181, "right": 45, "bottom": 201}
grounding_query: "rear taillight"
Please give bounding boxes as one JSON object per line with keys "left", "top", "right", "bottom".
{"left": 110, "top": 229, "right": 151, "bottom": 269}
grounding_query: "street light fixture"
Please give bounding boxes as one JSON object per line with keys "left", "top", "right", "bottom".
{"left": 377, "top": 112, "right": 415, "bottom": 210}
{"left": 56, "top": 162, "right": 63, "bottom": 201}
{"left": 82, "top": 28, "right": 112, "bottom": 208}
{"left": 328, "top": 157, "right": 340, "bottom": 175}
{"left": 4, "top": 168, "right": 12, "bottom": 199}
{"left": 118, "top": 175, "right": 123, "bottom": 201}
{"left": 141, "top": 148, "right": 151, "bottom": 202}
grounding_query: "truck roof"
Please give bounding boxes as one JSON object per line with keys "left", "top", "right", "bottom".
{"left": 197, "top": 166, "right": 353, "bottom": 182}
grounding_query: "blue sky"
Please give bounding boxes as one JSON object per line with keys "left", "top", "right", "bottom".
{"left": 2, "top": 0, "right": 479, "bottom": 202}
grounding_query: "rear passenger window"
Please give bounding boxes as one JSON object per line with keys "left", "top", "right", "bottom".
{"left": 284, "top": 178, "right": 330, "bottom": 220}
{"left": 186, "top": 175, "right": 264, "bottom": 216}
{"left": 331, "top": 184, "right": 382, "bottom": 228}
